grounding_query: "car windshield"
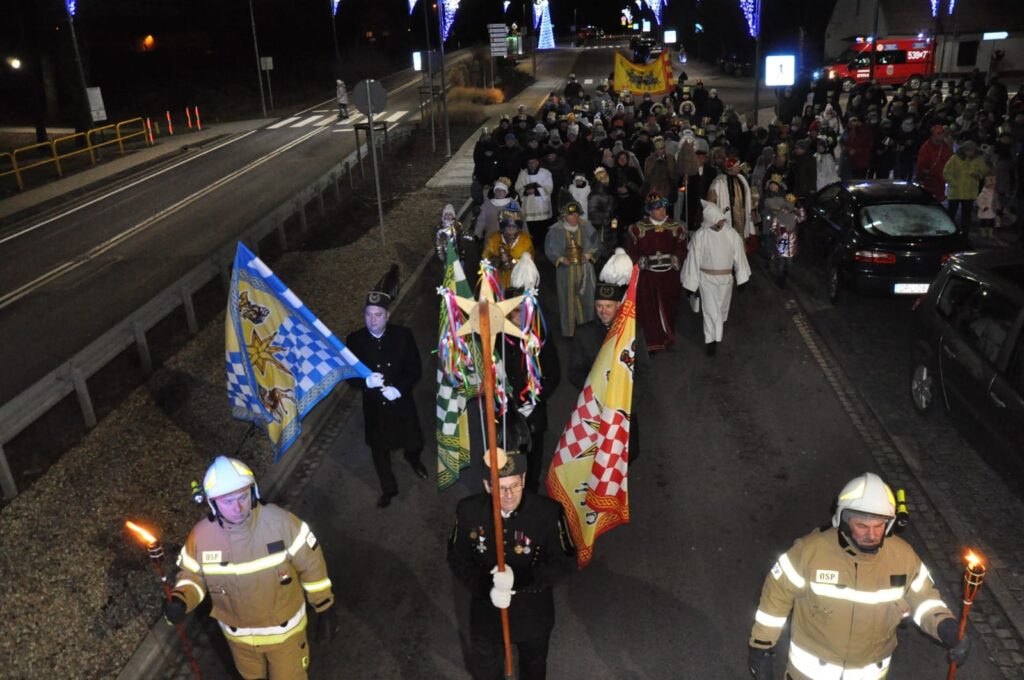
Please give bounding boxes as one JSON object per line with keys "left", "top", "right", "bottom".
{"left": 859, "top": 203, "right": 957, "bottom": 238}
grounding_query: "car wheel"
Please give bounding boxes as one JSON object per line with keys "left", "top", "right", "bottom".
{"left": 842, "top": 79, "right": 855, "bottom": 93}
{"left": 910, "top": 362, "right": 935, "bottom": 413}
{"left": 826, "top": 262, "right": 841, "bottom": 304}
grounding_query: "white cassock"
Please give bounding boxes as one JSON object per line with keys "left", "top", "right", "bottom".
{"left": 681, "top": 214, "right": 751, "bottom": 344}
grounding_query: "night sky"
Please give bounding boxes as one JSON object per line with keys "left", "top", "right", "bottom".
{"left": 0, "top": 0, "right": 837, "bottom": 126}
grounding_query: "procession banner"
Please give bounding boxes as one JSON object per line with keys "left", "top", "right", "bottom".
{"left": 612, "top": 50, "right": 674, "bottom": 96}
{"left": 225, "top": 242, "right": 370, "bottom": 461}
{"left": 436, "top": 241, "right": 480, "bottom": 490}
{"left": 545, "top": 266, "right": 638, "bottom": 568}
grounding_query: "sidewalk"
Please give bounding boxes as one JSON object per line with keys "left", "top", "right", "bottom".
{"left": 426, "top": 48, "right": 582, "bottom": 189}
{"left": 0, "top": 119, "right": 269, "bottom": 223}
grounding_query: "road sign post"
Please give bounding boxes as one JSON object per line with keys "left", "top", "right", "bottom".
{"left": 353, "top": 79, "right": 389, "bottom": 245}
{"left": 260, "top": 57, "right": 275, "bottom": 111}
{"left": 488, "top": 24, "right": 508, "bottom": 91}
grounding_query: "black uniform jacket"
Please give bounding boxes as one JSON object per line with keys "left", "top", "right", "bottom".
{"left": 568, "top": 320, "right": 650, "bottom": 400}
{"left": 501, "top": 334, "right": 560, "bottom": 434}
{"left": 345, "top": 324, "right": 424, "bottom": 451}
{"left": 447, "top": 491, "right": 576, "bottom": 642}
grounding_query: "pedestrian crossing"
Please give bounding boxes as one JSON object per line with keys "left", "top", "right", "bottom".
{"left": 583, "top": 44, "right": 621, "bottom": 50}
{"left": 265, "top": 110, "right": 409, "bottom": 132}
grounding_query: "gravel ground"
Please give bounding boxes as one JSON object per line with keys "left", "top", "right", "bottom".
{"left": 0, "top": 126, "right": 468, "bottom": 679}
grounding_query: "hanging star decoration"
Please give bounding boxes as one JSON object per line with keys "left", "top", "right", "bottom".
{"left": 452, "top": 263, "right": 524, "bottom": 348}
{"left": 247, "top": 328, "right": 288, "bottom": 376}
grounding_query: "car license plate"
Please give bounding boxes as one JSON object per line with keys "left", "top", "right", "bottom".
{"left": 894, "top": 283, "right": 929, "bottom": 294}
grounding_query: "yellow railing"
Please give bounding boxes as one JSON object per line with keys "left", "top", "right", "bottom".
{"left": 0, "top": 117, "right": 151, "bottom": 192}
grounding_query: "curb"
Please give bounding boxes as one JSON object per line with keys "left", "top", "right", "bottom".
{"left": 116, "top": 196, "right": 472, "bottom": 680}
{"left": 778, "top": 261, "right": 1024, "bottom": 648}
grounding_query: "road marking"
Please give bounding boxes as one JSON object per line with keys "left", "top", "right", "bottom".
{"left": 314, "top": 109, "right": 332, "bottom": 113}
{"left": 584, "top": 78, "right": 594, "bottom": 84}
{"left": 382, "top": 110, "right": 407, "bottom": 122}
{"left": 348, "top": 114, "right": 367, "bottom": 124}
{"left": 292, "top": 115, "right": 324, "bottom": 127}
{"left": 0, "top": 126, "right": 327, "bottom": 310}
{"left": 314, "top": 117, "right": 337, "bottom": 126}
{"left": 0, "top": 132, "right": 256, "bottom": 247}
{"left": 267, "top": 116, "right": 300, "bottom": 129}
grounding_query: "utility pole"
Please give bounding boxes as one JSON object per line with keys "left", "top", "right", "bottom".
{"left": 248, "top": 0, "right": 267, "bottom": 118}
{"left": 751, "top": 0, "right": 763, "bottom": 125}
{"left": 64, "top": 2, "right": 91, "bottom": 131}
{"left": 870, "top": 0, "right": 881, "bottom": 81}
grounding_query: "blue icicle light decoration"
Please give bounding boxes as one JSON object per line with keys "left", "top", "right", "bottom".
{"left": 534, "top": 0, "right": 555, "bottom": 49}
{"left": 441, "top": 0, "right": 461, "bottom": 42}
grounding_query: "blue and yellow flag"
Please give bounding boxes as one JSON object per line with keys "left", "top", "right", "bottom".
{"left": 226, "top": 242, "right": 370, "bottom": 461}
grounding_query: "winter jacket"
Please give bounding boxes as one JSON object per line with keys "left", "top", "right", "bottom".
{"left": 587, "top": 182, "right": 616, "bottom": 228}
{"left": 915, "top": 140, "right": 953, "bottom": 202}
{"left": 943, "top": 153, "right": 990, "bottom": 201}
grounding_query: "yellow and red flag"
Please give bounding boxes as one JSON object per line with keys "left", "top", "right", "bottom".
{"left": 612, "top": 50, "right": 674, "bottom": 97}
{"left": 545, "top": 266, "right": 638, "bottom": 568}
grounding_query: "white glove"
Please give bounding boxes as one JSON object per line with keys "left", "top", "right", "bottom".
{"left": 491, "top": 565, "right": 515, "bottom": 592}
{"left": 381, "top": 386, "right": 401, "bottom": 401}
{"left": 365, "top": 372, "right": 384, "bottom": 389}
{"left": 490, "top": 587, "right": 512, "bottom": 609}
{"left": 517, "top": 403, "right": 535, "bottom": 418}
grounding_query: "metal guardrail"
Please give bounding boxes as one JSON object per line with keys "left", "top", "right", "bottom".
{"left": 0, "top": 123, "right": 414, "bottom": 501}
{"left": 0, "top": 117, "right": 150, "bottom": 191}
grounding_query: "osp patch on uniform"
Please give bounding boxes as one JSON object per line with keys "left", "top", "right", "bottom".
{"left": 815, "top": 570, "right": 840, "bottom": 584}
{"left": 306, "top": 531, "right": 318, "bottom": 550}
{"left": 771, "top": 562, "right": 783, "bottom": 580}
{"left": 202, "top": 551, "right": 223, "bottom": 564}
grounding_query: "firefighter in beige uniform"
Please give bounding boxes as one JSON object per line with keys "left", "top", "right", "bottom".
{"left": 163, "top": 456, "right": 338, "bottom": 679}
{"left": 748, "top": 472, "right": 971, "bottom": 680}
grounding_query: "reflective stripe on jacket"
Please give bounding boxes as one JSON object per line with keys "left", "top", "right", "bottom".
{"left": 173, "top": 503, "right": 334, "bottom": 645}
{"left": 749, "top": 527, "right": 952, "bottom": 672}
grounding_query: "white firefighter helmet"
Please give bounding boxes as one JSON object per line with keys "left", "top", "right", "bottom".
{"left": 832, "top": 472, "right": 896, "bottom": 534}
{"left": 203, "top": 456, "right": 260, "bottom": 515}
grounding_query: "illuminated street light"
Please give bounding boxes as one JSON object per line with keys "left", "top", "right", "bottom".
{"left": 5, "top": 57, "right": 22, "bottom": 70}
{"left": 64, "top": 0, "right": 91, "bottom": 129}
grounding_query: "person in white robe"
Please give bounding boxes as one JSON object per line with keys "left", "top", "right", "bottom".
{"left": 681, "top": 200, "right": 751, "bottom": 355}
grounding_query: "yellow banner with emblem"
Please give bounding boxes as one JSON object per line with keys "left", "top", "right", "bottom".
{"left": 613, "top": 50, "right": 674, "bottom": 97}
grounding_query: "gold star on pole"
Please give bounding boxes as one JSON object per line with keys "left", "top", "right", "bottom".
{"left": 247, "top": 328, "right": 288, "bottom": 376}
{"left": 453, "top": 269, "right": 524, "bottom": 348}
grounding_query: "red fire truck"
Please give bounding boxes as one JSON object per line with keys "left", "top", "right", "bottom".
{"left": 817, "top": 36, "right": 936, "bottom": 90}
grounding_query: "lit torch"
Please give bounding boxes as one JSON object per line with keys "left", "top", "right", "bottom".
{"left": 125, "top": 520, "right": 203, "bottom": 680}
{"left": 947, "top": 549, "right": 986, "bottom": 680}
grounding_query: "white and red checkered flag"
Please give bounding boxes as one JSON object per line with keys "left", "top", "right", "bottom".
{"left": 545, "top": 265, "right": 638, "bottom": 568}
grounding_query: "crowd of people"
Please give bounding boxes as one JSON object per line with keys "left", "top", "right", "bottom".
{"left": 467, "top": 69, "right": 1023, "bottom": 271}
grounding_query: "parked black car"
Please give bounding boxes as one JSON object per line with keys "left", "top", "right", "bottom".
{"left": 909, "top": 250, "right": 1024, "bottom": 456}
{"left": 630, "top": 35, "right": 661, "bottom": 64}
{"left": 802, "top": 181, "right": 969, "bottom": 303}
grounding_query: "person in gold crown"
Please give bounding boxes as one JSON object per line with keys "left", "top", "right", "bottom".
{"left": 482, "top": 200, "right": 535, "bottom": 291}
{"left": 626, "top": 191, "right": 688, "bottom": 352}
{"left": 544, "top": 200, "right": 598, "bottom": 337}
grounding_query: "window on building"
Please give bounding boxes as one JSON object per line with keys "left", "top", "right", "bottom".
{"left": 957, "top": 40, "right": 979, "bottom": 67}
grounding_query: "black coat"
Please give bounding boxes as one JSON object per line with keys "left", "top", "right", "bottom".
{"left": 501, "top": 334, "right": 560, "bottom": 434}
{"left": 447, "top": 491, "right": 575, "bottom": 642}
{"left": 345, "top": 325, "right": 424, "bottom": 451}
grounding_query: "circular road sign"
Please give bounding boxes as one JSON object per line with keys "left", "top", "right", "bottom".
{"left": 352, "top": 79, "right": 388, "bottom": 116}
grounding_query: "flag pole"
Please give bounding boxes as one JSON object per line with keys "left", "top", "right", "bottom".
{"left": 478, "top": 299, "right": 515, "bottom": 678}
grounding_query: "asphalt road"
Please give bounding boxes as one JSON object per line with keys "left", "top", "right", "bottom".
{"left": 0, "top": 65, "right": 437, "bottom": 405}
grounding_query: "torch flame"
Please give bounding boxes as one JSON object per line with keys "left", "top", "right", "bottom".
{"left": 965, "top": 550, "right": 983, "bottom": 569}
{"left": 125, "top": 520, "right": 158, "bottom": 546}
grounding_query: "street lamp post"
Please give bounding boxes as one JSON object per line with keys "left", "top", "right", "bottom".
{"left": 248, "top": 0, "right": 268, "bottom": 118}
{"left": 64, "top": 0, "right": 91, "bottom": 131}
{"left": 437, "top": 0, "right": 452, "bottom": 157}
{"left": 421, "top": 0, "right": 437, "bottom": 153}
{"left": 751, "top": 0, "right": 763, "bottom": 124}
{"left": 329, "top": 0, "right": 341, "bottom": 75}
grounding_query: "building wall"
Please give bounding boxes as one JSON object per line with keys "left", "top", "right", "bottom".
{"left": 934, "top": 35, "right": 1024, "bottom": 78}
{"left": 824, "top": 0, "right": 890, "bottom": 60}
